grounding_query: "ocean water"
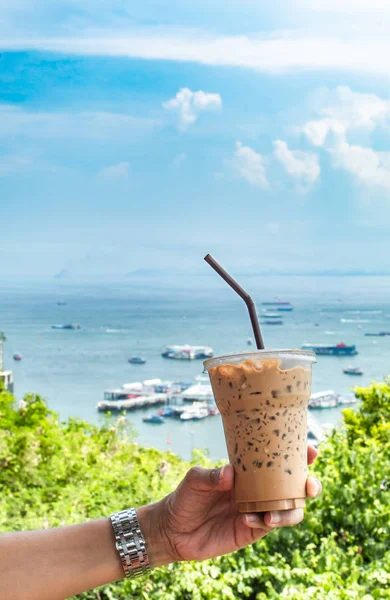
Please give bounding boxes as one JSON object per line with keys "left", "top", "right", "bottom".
{"left": 1, "top": 275, "right": 390, "bottom": 461}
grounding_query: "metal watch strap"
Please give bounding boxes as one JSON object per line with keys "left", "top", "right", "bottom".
{"left": 110, "top": 508, "right": 151, "bottom": 579}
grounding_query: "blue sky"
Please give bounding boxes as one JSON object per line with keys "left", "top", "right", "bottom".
{"left": 1, "top": 0, "right": 390, "bottom": 278}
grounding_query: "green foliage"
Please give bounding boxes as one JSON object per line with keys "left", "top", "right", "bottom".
{"left": 0, "top": 381, "right": 389, "bottom": 599}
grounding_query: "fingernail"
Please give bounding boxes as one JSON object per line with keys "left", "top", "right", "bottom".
{"left": 314, "top": 478, "right": 322, "bottom": 496}
{"left": 218, "top": 465, "right": 226, "bottom": 481}
{"left": 269, "top": 512, "right": 281, "bottom": 525}
{"left": 245, "top": 514, "right": 259, "bottom": 525}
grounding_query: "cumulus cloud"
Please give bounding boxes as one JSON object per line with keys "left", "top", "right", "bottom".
{"left": 300, "top": 86, "right": 390, "bottom": 193}
{"left": 302, "top": 86, "right": 390, "bottom": 147}
{"left": 163, "top": 88, "right": 222, "bottom": 130}
{"left": 330, "top": 141, "right": 390, "bottom": 191}
{"left": 99, "top": 162, "right": 129, "bottom": 178}
{"left": 230, "top": 141, "right": 269, "bottom": 189}
{"left": 273, "top": 140, "right": 320, "bottom": 191}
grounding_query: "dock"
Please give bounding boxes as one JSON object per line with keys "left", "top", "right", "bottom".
{"left": 97, "top": 393, "right": 169, "bottom": 413}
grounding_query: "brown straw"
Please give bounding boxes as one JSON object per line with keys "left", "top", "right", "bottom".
{"left": 204, "top": 254, "right": 265, "bottom": 350}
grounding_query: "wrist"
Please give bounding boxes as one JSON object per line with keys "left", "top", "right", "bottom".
{"left": 136, "top": 499, "right": 175, "bottom": 568}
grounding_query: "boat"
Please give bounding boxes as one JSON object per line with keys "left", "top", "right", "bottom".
{"left": 97, "top": 393, "right": 168, "bottom": 412}
{"left": 180, "top": 403, "right": 209, "bottom": 421}
{"left": 142, "top": 414, "right": 165, "bottom": 424}
{"left": 277, "top": 306, "right": 293, "bottom": 312}
{"left": 337, "top": 394, "right": 358, "bottom": 406}
{"left": 13, "top": 354, "right": 22, "bottom": 361}
{"left": 365, "top": 332, "right": 390, "bottom": 337}
{"left": 57, "top": 301, "right": 67, "bottom": 306}
{"left": 208, "top": 406, "right": 220, "bottom": 416}
{"left": 52, "top": 324, "right": 80, "bottom": 330}
{"left": 343, "top": 366, "right": 363, "bottom": 376}
{"left": 262, "top": 301, "right": 291, "bottom": 306}
{"left": 162, "top": 345, "right": 214, "bottom": 360}
{"left": 309, "top": 390, "right": 338, "bottom": 409}
{"left": 302, "top": 342, "right": 358, "bottom": 356}
{"left": 128, "top": 356, "right": 146, "bottom": 365}
{"left": 179, "top": 378, "right": 214, "bottom": 403}
{"left": 263, "top": 319, "right": 283, "bottom": 325}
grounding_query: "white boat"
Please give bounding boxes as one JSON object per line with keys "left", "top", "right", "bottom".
{"left": 180, "top": 402, "right": 209, "bottom": 421}
{"left": 179, "top": 380, "right": 214, "bottom": 403}
{"left": 309, "top": 390, "right": 338, "bottom": 409}
{"left": 161, "top": 345, "right": 214, "bottom": 360}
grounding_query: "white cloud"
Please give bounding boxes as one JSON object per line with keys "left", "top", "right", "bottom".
{"left": 303, "top": 0, "right": 390, "bottom": 13}
{"left": 273, "top": 140, "right": 320, "bottom": 191}
{"left": 4, "top": 31, "right": 390, "bottom": 75}
{"left": 0, "top": 104, "right": 160, "bottom": 140}
{"left": 230, "top": 141, "right": 269, "bottom": 189}
{"left": 299, "top": 86, "right": 390, "bottom": 193}
{"left": 330, "top": 141, "right": 390, "bottom": 191}
{"left": 302, "top": 86, "right": 390, "bottom": 147}
{"left": 99, "top": 162, "right": 129, "bottom": 178}
{"left": 163, "top": 88, "right": 222, "bottom": 130}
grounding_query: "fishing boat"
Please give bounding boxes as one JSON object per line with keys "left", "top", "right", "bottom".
{"left": 343, "top": 366, "right": 363, "bottom": 376}
{"left": 13, "top": 354, "right": 22, "bottom": 361}
{"left": 302, "top": 342, "right": 358, "bottom": 356}
{"left": 52, "top": 324, "right": 80, "bottom": 330}
{"left": 162, "top": 345, "right": 214, "bottom": 360}
{"left": 142, "top": 414, "right": 165, "bottom": 424}
{"left": 309, "top": 390, "right": 338, "bottom": 409}
{"left": 128, "top": 356, "right": 146, "bottom": 365}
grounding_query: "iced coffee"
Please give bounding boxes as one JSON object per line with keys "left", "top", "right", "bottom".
{"left": 205, "top": 350, "right": 316, "bottom": 512}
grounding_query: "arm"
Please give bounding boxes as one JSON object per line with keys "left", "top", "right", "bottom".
{"left": 0, "top": 447, "right": 321, "bottom": 600}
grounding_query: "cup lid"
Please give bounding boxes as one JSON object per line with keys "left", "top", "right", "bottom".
{"left": 203, "top": 349, "right": 316, "bottom": 371}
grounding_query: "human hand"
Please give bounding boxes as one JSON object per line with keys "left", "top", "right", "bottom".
{"left": 137, "top": 445, "right": 321, "bottom": 567}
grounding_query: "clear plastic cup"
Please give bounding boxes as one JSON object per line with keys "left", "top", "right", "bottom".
{"left": 204, "top": 350, "right": 316, "bottom": 512}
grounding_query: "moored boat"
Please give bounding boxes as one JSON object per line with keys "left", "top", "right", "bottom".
{"left": 52, "top": 324, "right": 80, "bottom": 330}
{"left": 162, "top": 345, "right": 214, "bottom": 360}
{"left": 128, "top": 356, "right": 146, "bottom": 365}
{"left": 143, "top": 414, "right": 165, "bottom": 424}
{"left": 309, "top": 390, "right": 338, "bottom": 409}
{"left": 343, "top": 366, "right": 363, "bottom": 376}
{"left": 302, "top": 342, "right": 358, "bottom": 356}
{"left": 13, "top": 354, "right": 23, "bottom": 361}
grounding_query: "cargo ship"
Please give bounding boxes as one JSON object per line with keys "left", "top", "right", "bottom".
{"left": 302, "top": 342, "right": 358, "bottom": 356}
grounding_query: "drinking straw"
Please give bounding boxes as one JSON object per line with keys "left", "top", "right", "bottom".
{"left": 204, "top": 254, "right": 265, "bottom": 350}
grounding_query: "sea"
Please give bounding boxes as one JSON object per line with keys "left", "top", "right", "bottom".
{"left": 1, "top": 275, "right": 390, "bottom": 462}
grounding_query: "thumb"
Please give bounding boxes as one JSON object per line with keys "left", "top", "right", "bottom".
{"left": 184, "top": 464, "right": 234, "bottom": 492}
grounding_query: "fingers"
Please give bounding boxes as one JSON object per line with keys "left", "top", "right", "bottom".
{"left": 243, "top": 508, "right": 304, "bottom": 530}
{"left": 307, "top": 445, "right": 318, "bottom": 465}
{"left": 306, "top": 476, "right": 322, "bottom": 498}
{"left": 184, "top": 464, "right": 234, "bottom": 492}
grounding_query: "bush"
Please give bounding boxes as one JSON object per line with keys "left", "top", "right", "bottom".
{"left": 0, "top": 380, "right": 389, "bottom": 599}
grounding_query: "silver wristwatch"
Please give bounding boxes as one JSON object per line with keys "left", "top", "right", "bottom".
{"left": 110, "top": 508, "right": 151, "bottom": 579}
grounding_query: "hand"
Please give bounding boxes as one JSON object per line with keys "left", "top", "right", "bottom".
{"left": 137, "top": 446, "right": 322, "bottom": 567}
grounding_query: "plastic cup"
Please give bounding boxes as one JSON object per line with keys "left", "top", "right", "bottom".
{"left": 204, "top": 350, "right": 316, "bottom": 513}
